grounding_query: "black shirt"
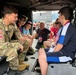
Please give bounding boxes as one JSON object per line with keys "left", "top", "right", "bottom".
{"left": 36, "top": 28, "right": 50, "bottom": 44}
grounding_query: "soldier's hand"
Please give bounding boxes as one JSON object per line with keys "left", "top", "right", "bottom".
{"left": 23, "top": 34, "right": 27, "bottom": 37}
{"left": 19, "top": 45, "right": 23, "bottom": 52}
{"left": 19, "top": 37, "right": 27, "bottom": 43}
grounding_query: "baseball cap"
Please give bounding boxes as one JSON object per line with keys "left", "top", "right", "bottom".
{"left": 26, "top": 21, "right": 32, "bottom": 25}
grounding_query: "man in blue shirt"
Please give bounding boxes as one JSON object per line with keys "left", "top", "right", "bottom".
{"left": 38, "top": 6, "right": 76, "bottom": 75}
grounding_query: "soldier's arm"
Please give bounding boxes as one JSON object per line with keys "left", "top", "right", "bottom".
{"left": 14, "top": 24, "right": 23, "bottom": 40}
{"left": 0, "top": 26, "right": 22, "bottom": 50}
{"left": 13, "top": 24, "right": 29, "bottom": 43}
{"left": 0, "top": 42, "right": 22, "bottom": 51}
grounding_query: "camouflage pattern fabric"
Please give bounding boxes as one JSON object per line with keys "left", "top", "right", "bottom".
{"left": 18, "top": 40, "right": 29, "bottom": 62}
{"left": 0, "top": 19, "right": 29, "bottom": 70}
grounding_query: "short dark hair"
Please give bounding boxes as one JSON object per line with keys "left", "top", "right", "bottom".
{"left": 58, "top": 6, "right": 73, "bottom": 20}
{"left": 2, "top": 6, "right": 18, "bottom": 17}
{"left": 19, "top": 15, "right": 28, "bottom": 21}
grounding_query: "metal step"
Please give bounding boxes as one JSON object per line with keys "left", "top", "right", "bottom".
{"left": 25, "top": 52, "right": 38, "bottom": 71}
{"left": 47, "top": 63, "right": 76, "bottom": 75}
{"left": 21, "top": 71, "right": 40, "bottom": 75}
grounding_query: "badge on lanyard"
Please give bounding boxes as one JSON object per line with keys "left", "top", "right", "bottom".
{"left": 38, "top": 36, "right": 42, "bottom": 43}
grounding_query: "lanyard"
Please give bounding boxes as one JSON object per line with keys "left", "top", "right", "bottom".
{"left": 64, "top": 21, "right": 70, "bottom": 26}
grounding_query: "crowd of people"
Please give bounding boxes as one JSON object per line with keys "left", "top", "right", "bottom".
{"left": 0, "top": 5, "right": 76, "bottom": 75}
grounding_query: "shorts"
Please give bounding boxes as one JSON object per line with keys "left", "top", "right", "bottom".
{"left": 45, "top": 51, "right": 72, "bottom": 63}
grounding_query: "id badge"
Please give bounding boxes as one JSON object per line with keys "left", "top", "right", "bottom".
{"left": 38, "top": 37, "right": 42, "bottom": 43}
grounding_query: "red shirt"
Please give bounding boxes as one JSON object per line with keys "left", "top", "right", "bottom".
{"left": 50, "top": 27, "right": 59, "bottom": 38}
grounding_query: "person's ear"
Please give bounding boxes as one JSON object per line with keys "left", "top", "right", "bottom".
{"left": 62, "top": 15, "right": 65, "bottom": 20}
{"left": 5, "top": 14, "right": 9, "bottom": 18}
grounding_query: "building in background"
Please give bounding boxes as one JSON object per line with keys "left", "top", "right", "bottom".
{"left": 32, "top": 10, "right": 59, "bottom": 30}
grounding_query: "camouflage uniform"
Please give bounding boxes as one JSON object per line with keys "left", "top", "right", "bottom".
{"left": 0, "top": 18, "right": 29, "bottom": 70}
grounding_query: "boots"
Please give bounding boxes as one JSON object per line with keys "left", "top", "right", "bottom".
{"left": 18, "top": 64, "right": 27, "bottom": 71}
{"left": 10, "top": 64, "right": 28, "bottom": 71}
{"left": 19, "top": 61, "right": 29, "bottom": 68}
{"left": 17, "top": 62, "right": 29, "bottom": 71}
{"left": 10, "top": 62, "right": 29, "bottom": 71}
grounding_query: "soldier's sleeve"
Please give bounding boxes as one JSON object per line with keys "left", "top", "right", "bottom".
{"left": 0, "top": 42, "right": 22, "bottom": 51}
{"left": 0, "top": 24, "right": 22, "bottom": 50}
{"left": 14, "top": 24, "right": 23, "bottom": 40}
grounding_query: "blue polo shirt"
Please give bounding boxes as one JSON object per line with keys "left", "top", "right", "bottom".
{"left": 22, "top": 27, "right": 30, "bottom": 35}
{"left": 57, "top": 23, "right": 76, "bottom": 59}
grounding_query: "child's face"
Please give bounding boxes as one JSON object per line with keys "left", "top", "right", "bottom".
{"left": 26, "top": 24, "right": 31, "bottom": 29}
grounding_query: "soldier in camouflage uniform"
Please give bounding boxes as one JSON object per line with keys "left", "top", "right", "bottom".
{"left": 0, "top": 6, "right": 29, "bottom": 71}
